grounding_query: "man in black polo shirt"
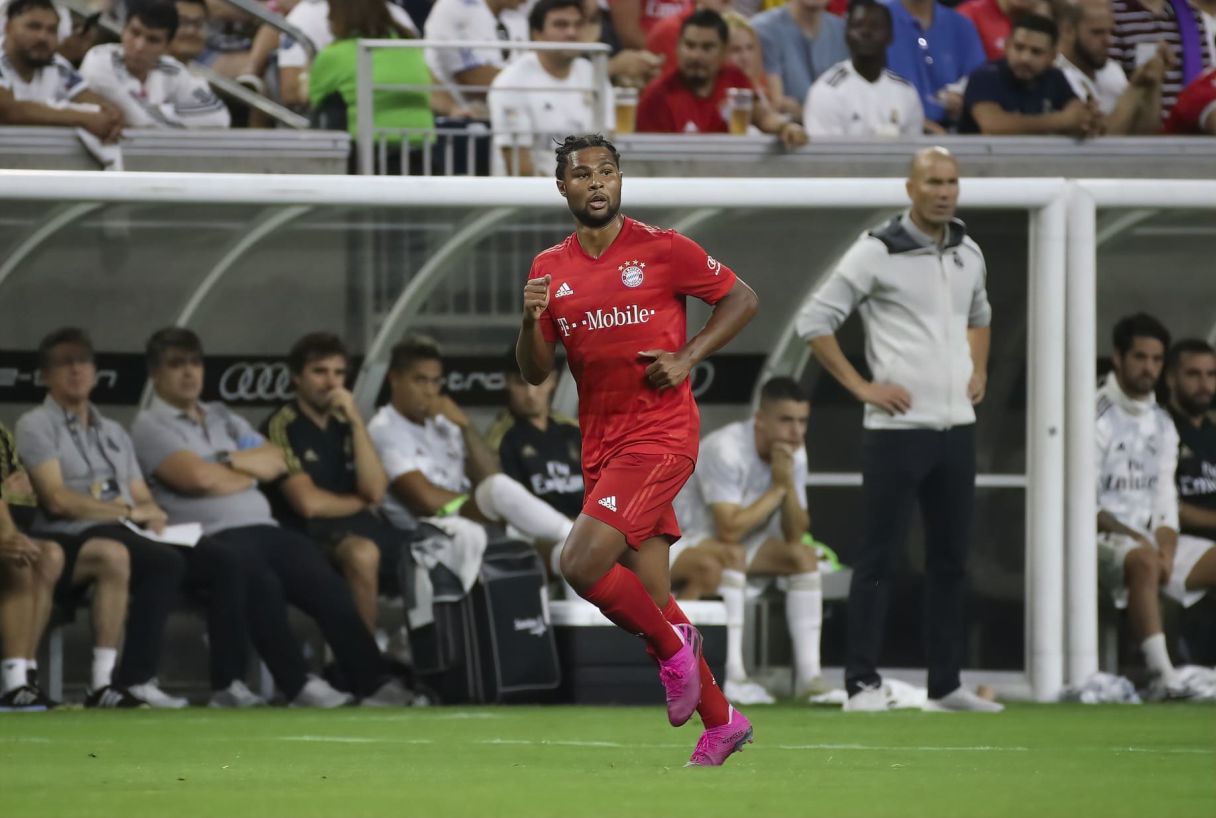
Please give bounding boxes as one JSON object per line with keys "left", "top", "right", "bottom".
{"left": 265, "top": 333, "right": 411, "bottom": 633}
{"left": 960, "top": 14, "right": 1100, "bottom": 135}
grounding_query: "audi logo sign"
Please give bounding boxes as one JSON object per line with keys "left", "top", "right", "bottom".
{"left": 218, "top": 362, "right": 295, "bottom": 403}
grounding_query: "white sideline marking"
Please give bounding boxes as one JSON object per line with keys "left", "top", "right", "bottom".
{"left": 776, "top": 743, "right": 1030, "bottom": 752}
{"left": 278, "top": 736, "right": 434, "bottom": 745}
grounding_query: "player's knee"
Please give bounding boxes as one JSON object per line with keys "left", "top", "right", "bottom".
{"left": 1124, "top": 547, "right": 1157, "bottom": 583}
{"left": 83, "top": 538, "right": 130, "bottom": 584}
{"left": 722, "top": 544, "right": 747, "bottom": 573}
{"left": 341, "top": 537, "right": 380, "bottom": 581}
{"left": 36, "top": 539, "right": 66, "bottom": 584}
{"left": 790, "top": 544, "right": 819, "bottom": 574}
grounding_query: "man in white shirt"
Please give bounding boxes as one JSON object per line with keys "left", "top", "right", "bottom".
{"left": 804, "top": 0, "right": 923, "bottom": 138}
{"left": 277, "top": 0, "right": 418, "bottom": 106}
{"left": 489, "top": 0, "right": 613, "bottom": 177}
{"left": 80, "top": 1, "right": 230, "bottom": 129}
{"left": 0, "top": 0, "right": 122, "bottom": 141}
{"left": 670, "top": 377, "right": 823, "bottom": 706}
{"left": 368, "top": 337, "right": 574, "bottom": 569}
{"left": 1095, "top": 314, "right": 1215, "bottom": 700}
{"left": 424, "top": 0, "right": 529, "bottom": 100}
{"left": 1055, "top": 0, "right": 1165, "bottom": 134}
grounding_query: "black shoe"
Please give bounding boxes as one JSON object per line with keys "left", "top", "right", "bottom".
{"left": 0, "top": 685, "right": 49, "bottom": 712}
{"left": 85, "top": 685, "right": 150, "bottom": 709}
{"left": 26, "top": 666, "right": 38, "bottom": 688}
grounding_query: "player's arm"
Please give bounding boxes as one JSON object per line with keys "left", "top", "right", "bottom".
{"left": 1180, "top": 502, "right": 1216, "bottom": 531}
{"left": 389, "top": 470, "right": 466, "bottom": 517}
{"left": 1096, "top": 509, "right": 1153, "bottom": 547}
{"left": 328, "top": 389, "right": 388, "bottom": 504}
{"left": 27, "top": 459, "right": 129, "bottom": 521}
{"left": 518, "top": 274, "right": 557, "bottom": 385}
{"left": 1153, "top": 425, "right": 1181, "bottom": 578}
{"left": 152, "top": 450, "right": 256, "bottom": 497}
{"left": 279, "top": 473, "right": 369, "bottom": 519}
{"left": 642, "top": 279, "right": 759, "bottom": 389}
{"left": 0, "top": 499, "right": 40, "bottom": 565}
{"left": 126, "top": 477, "right": 168, "bottom": 533}
{"left": 775, "top": 447, "right": 809, "bottom": 542}
{"left": 709, "top": 491, "right": 785, "bottom": 544}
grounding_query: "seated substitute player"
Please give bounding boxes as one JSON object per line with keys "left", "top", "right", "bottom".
{"left": 79, "top": 0, "right": 230, "bottom": 129}
{"left": 671, "top": 376, "right": 823, "bottom": 706}
{"left": 0, "top": 420, "right": 64, "bottom": 711}
{"left": 1167, "top": 339, "right": 1216, "bottom": 543}
{"left": 368, "top": 336, "right": 575, "bottom": 555}
{"left": 131, "top": 327, "right": 412, "bottom": 708}
{"left": 264, "top": 332, "right": 412, "bottom": 634}
{"left": 517, "top": 133, "right": 759, "bottom": 766}
{"left": 17, "top": 327, "right": 187, "bottom": 709}
{"left": 1096, "top": 314, "right": 1215, "bottom": 699}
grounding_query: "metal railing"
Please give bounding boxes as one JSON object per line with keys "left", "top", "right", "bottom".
{"left": 354, "top": 39, "right": 612, "bottom": 175}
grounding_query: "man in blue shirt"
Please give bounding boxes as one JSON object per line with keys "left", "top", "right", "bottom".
{"left": 882, "top": 0, "right": 986, "bottom": 123}
{"left": 960, "top": 14, "right": 1098, "bottom": 134}
{"left": 752, "top": 0, "right": 848, "bottom": 115}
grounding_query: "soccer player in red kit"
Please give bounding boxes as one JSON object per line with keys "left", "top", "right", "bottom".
{"left": 516, "top": 134, "right": 759, "bottom": 767}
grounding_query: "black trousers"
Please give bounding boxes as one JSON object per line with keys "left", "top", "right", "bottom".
{"left": 48, "top": 524, "right": 188, "bottom": 688}
{"left": 200, "top": 525, "right": 387, "bottom": 699}
{"left": 846, "top": 425, "right": 976, "bottom": 699}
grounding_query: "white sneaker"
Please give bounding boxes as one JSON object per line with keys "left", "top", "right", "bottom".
{"left": 290, "top": 675, "right": 354, "bottom": 708}
{"left": 843, "top": 683, "right": 890, "bottom": 712}
{"left": 361, "top": 678, "right": 414, "bottom": 707}
{"left": 724, "top": 678, "right": 776, "bottom": 705}
{"left": 794, "top": 676, "right": 832, "bottom": 700}
{"left": 208, "top": 680, "right": 267, "bottom": 709}
{"left": 924, "top": 686, "right": 1005, "bottom": 712}
{"left": 127, "top": 681, "right": 188, "bottom": 709}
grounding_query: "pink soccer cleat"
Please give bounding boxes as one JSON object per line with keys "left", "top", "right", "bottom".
{"left": 686, "top": 707, "right": 753, "bottom": 767}
{"left": 658, "top": 623, "right": 703, "bottom": 727}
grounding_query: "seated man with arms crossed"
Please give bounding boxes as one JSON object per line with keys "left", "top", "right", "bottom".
{"left": 670, "top": 376, "right": 822, "bottom": 705}
{"left": 265, "top": 332, "right": 413, "bottom": 636}
{"left": 131, "top": 328, "right": 412, "bottom": 707}
{"left": 368, "top": 336, "right": 574, "bottom": 553}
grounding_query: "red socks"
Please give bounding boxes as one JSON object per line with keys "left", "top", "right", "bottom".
{"left": 581, "top": 564, "right": 683, "bottom": 660}
{"left": 660, "top": 596, "right": 731, "bottom": 729}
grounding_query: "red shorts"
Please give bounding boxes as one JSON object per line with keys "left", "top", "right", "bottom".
{"left": 581, "top": 452, "right": 695, "bottom": 549}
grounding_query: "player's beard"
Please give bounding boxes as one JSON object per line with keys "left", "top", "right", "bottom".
{"left": 1177, "top": 391, "right": 1214, "bottom": 416}
{"left": 573, "top": 197, "right": 619, "bottom": 229}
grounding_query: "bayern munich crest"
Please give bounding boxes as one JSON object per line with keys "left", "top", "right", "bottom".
{"left": 619, "top": 259, "right": 645, "bottom": 288}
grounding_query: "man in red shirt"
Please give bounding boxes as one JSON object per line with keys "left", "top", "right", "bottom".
{"left": 958, "top": 0, "right": 1041, "bottom": 60}
{"left": 637, "top": 9, "right": 808, "bottom": 145}
{"left": 517, "top": 133, "right": 759, "bottom": 767}
{"left": 1164, "top": 67, "right": 1216, "bottom": 133}
{"left": 644, "top": 0, "right": 730, "bottom": 64}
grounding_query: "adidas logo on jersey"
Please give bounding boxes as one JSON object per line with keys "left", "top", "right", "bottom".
{"left": 597, "top": 496, "right": 617, "bottom": 512}
{"left": 555, "top": 282, "right": 574, "bottom": 298}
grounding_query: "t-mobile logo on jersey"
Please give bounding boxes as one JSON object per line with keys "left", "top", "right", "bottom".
{"left": 555, "top": 305, "right": 657, "bottom": 337}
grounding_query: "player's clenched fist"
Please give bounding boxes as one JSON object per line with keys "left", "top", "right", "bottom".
{"left": 523, "top": 275, "right": 551, "bottom": 323}
{"left": 639, "top": 349, "right": 692, "bottom": 390}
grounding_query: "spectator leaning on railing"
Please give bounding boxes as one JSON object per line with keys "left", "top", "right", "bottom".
{"left": 882, "top": 0, "right": 986, "bottom": 127}
{"left": 423, "top": 0, "right": 527, "bottom": 109}
{"left": 80, "top": 0, "right": 231, "bottom": 129}
{"left": 0, "top": 0, "right": 123, "bottom": 141}
{"left": 1110, "top": 0, "right": 1211, "bottom": 122}
{"left": 16, "top": 327, "right": 188, "bottom": 710}
{"left": 804, "top": 0, "right": 924, "bottom": 137}
{"left": 488, "top": 0, "right": 613, "bottom": 176}
{"left": 1057, "top": 0, "right": 1168, "bottom": 135}
{"left": 959, "top": 14, "right": 1100, "bottom": 135}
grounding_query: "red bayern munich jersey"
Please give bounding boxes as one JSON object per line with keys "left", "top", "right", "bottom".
{"left": 530, "top": 216, "right": 737, "bottom": 480}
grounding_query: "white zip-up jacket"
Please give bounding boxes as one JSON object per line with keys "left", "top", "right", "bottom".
{"left": 79, "top": 44, "right": 230, "bottom": 129}
{"left": 1095, "top": 372, "right": 1179, "bottom": 535}
{"left": 796, "top": 213, "right": 991, "bottom": 430}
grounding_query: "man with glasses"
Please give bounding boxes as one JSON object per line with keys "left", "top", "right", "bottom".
{"left": 15, "top": 327, "right": 187, "bottom": 708}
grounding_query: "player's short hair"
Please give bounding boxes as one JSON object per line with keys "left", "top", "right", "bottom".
{"left": 528, "top": 0, "right": 583, "bottom": 34}
{"left": 145, "top": 326, "right": 203, "bottom": 371}
{"left": 6, "top": 0, "right": 58, "bottom": 21}
{"left": 759, "top": 376, "right": 808, "bottom": 406}
{"left": 1166, "top": 338, "right": 1216, "bottom": 373}
{"left": 126, "top": 0, "right": 180, "bottom": 39}
{"left": 554, "top": 133, "right": 620, "bottom": 180}
{"left": 1112, "top": 312, "right": 1170, "bottom": 356}
{"left": 847, "top": 0, "right": 892, "bottom": 29}
{"left": 680, "top": 9, "right": 728, "bottom": 44}
{"left": 37, "top": 327, "right": 93, "bottom": 370}
{"left": 288, "top": 332, "right": 349, "bottom": 375}
{"left": 1011, "top": 12, "right": 1058, "bottom": 44}
{"left": 389, "top": 335, "right": 442, "bottom": 373}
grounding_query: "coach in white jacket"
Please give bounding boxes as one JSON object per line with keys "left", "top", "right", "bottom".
{"left": 80, "top": 1, "right": 229, "bottom": 129}
{"left": 796, "top": 146, "right": 999, "bottom": 713}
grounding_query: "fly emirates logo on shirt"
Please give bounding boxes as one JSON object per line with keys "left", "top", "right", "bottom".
{"left": 555, "top": 304, "right": 657, "bottom": 338}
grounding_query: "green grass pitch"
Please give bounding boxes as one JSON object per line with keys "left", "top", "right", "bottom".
{"left": 2, "top": 704, "right": 1213, "bottom": 817}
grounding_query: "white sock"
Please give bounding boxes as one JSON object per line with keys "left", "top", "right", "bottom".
{"left": 786, "top": 572, "right": 823, "bottom": 687}
{"left": 1141, "top": 633, "right": 1175, "bottom": 678}
{"left": 474, "top": 474, "right": 574, "bottom": 544}
{"left": 92, "top": 647, "right": 118, "bottom": 690}
{"left": 718, "top": 569, "right": 747, "bottom": 683}
{"left": 2, "top": 658, "right": 27, "bottom": 692}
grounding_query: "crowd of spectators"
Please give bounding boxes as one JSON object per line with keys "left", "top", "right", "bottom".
{"left": 1, "top": 0, "right": 1213, "bottom": 174}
